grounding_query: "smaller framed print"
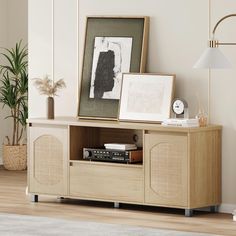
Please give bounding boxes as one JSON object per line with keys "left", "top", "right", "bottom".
{"left": 119, "top": 73, "right": 175, "bottom": 123}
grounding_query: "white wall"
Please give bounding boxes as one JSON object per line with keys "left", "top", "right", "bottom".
{"left": 28, "top": 0, "right": 53, "bottom": 118}
{"left": 28, "top": 0, "right": 236, "bottom": 212}
{"left": 0, "top": 0, "right": 28, "bottom": 164}
{"left": 210, "top": 0, "right": 236, "bottom": 208}
{"left": 7, "top": 0, "right": 28, "bottom": 48}
{"left": 0, "top": 0, "right": 7, "bottom": 57}
{"left": 28, "top": 0, "right": 78, "bottom": 118}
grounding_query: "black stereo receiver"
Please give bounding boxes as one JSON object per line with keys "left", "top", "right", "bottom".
{"left": 83, "top": 148, "right": 142, "bottom": 163}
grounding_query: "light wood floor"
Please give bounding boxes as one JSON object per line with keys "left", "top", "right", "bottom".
{"left": 0, "top": 169, "right": 235, "bottom": 235}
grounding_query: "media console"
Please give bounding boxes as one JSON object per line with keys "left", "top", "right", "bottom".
{"left": 27, "top": 117, "right": 222, "bottom": 217}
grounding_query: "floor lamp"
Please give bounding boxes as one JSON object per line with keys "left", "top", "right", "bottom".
{"left": 194, "top": 14, "right": 235, "bottom": 69}
{"left": 194, "top": 14, "right": 235, "bottom": 219}
{"left": 193, "top": 14, "right": 235, "bottom": 123}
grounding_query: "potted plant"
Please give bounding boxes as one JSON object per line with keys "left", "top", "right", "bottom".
{"left": 0, "top": 41, "right": 28, "bottom": 170}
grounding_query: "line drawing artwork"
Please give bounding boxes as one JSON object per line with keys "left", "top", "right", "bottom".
{"left": 127, "top": 79, "right": 165, "bottom": 114}
{"left": 89, "top": 37, "right": 133, "bottom": 100}
{"left": 119, "top": 74, "right": 174, "bottom": 122}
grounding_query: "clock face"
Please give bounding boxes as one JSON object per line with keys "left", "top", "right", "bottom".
{"left": 172, "top": 99, "right": 185, "bottom": 115}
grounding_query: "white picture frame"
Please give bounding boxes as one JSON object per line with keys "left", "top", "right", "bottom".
{"left": 119, "top": 73, "right": 175, "bottom": 123}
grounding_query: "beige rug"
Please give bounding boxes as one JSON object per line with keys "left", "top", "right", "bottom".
{"left": 0, "top": 213, "right": 219, "bottom": 236}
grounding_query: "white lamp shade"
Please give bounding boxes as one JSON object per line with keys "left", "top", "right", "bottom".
{"left": 193, "top": 47, "right": 231, "bottom": 69}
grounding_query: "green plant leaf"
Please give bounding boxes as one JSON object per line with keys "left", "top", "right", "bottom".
{"left": 0, "top": 41, "right": 28, "bottom": 145}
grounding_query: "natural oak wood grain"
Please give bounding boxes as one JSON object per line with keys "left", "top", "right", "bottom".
{"left": 144, "top": 129, "right": 221, "bottom": 209}
{"left": 140, "top": 16, "right": 149, "bottom": 72}
{"left": 69, "top": 161, "right": 144, "bottom": 202}
{"left": 28, "top": 117, "right": 222, "bottom": 133}
{"left": 99, "top": 128, "right": 138, "bottom": 147}
{"left": 69, "top": 126, "right": 141, "bottom": 160}
{"left": 0, "top": 170, "right": 235, "bottom": 236}
{"left": 28, "top": 119, "right": 222, "bottom": 213}
{"left": 188, "top": 129, "right": 222, "bottom": 208}
{"left": 70, "top": 126, "right": 100, "bottom": 160}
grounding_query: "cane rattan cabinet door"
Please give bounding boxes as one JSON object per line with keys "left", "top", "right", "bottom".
{"left": 144, "top": 132, "right": 188, "bottom": 207}
{"left": 29, "top": 126, "right": 68, "bottom": 195}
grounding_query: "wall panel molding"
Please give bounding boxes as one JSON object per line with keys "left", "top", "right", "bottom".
{"left": 210, "top": 0, "right": 236, "bottom": 205}
{"left": 0, "top": 145, "right": 2, "bottom": 165}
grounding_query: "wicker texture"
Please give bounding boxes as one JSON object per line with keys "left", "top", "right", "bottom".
{"left": 3, "top": 145, "right": 27, "bottom": 170}
{"left": 34, "top": 135, "right": 63, "bottom": 186}
{"left": 150, "top": 143, "right": 183, "bottom": 199}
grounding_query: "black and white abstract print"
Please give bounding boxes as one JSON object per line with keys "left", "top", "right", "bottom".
{"left": 89, "top": 37, "right": 133, "bottom": 100}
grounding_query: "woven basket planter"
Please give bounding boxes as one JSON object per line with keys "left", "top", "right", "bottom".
{"left": 2, "top": 145, "right": 27, "bottom": 170}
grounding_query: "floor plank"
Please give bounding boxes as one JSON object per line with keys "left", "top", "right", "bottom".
{"left": 0, "top": 170, "right": 235, "bottom": 235}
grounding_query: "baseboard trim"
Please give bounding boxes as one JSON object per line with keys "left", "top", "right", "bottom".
{"left": 197, "top": 204, "right": 236, "bottom": 214}
{"left": 219, "top": 204, "right": 236, "bottom": 214}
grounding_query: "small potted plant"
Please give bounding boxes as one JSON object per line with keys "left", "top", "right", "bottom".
{"left": 0, "top": 41, "right": 28, "bottom": 170}
{"left": 34, "top": 75, "right": 66, "bottom": 119}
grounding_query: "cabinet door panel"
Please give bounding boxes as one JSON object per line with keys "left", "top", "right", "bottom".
{"left": 29, "top": 126, "right": 68, "bottom": 195}
{"left": 145, "top": 133, "right": 187, "bottom": 207}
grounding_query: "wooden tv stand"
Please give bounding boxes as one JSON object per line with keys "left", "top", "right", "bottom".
{"left": 27, "top": 117, "right": 222, "bottom": 217}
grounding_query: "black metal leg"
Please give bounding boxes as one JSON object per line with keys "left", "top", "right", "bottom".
{"left": 210, "top": 205, "right": 219, "bottom": 213}
{"left": 31, "top": 194, "right": 38, "bottom": 202}
{"left": 57, "top": 197, "right": 65, "bottom": 200}
{"left": 185, "top": 209, "right": 193, "bottom": 217}
{"left": 57, "top": 197, "right": 65, "bottom": 202}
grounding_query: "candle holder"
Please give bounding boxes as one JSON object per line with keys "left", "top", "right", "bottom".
{"left": 196, "top": 109, "right": 208, "bottom": 127}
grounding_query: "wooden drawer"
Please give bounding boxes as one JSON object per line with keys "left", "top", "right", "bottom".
{"left": 69, "top": 161, "right": 144, "bottom": 203}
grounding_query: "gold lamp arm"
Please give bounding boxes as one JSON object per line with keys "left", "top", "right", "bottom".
{"left": 212, "top": 14, "right": 236, "bottom": 36}
{"left": 210, "top": 14, "right": 236, "bottom": 47}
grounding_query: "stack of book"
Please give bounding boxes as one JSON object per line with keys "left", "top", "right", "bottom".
{"left": 104, "top": 143, "right": 137, "bottom": 150}
{"left": 161, "top": 118, "right": 199, "bottom": 127}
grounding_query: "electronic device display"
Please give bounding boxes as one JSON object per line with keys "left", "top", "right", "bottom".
{"left": 83, "top": 148, "right": 142, "bottom": 163}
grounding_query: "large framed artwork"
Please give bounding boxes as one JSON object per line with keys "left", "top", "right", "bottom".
{"left": 78, "top": 16, "right": 149, "bottom": 120}
{"left": 119, "top": 73, "right": 175, "bottom": 123}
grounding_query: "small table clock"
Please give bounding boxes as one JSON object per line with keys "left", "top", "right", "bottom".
{"left": 172, "top": 98, "right": 189, "bottom": 118}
